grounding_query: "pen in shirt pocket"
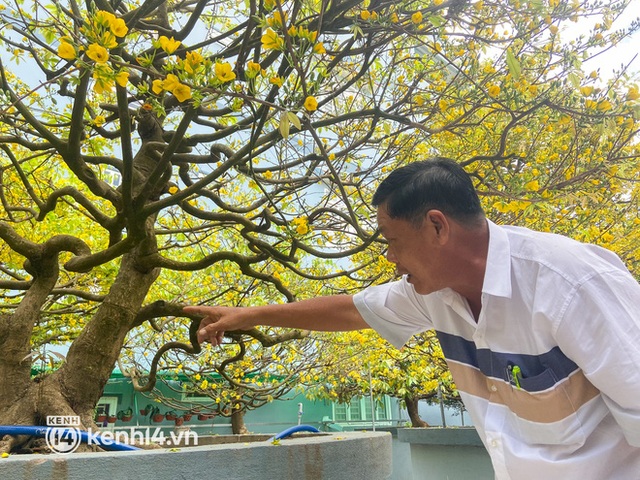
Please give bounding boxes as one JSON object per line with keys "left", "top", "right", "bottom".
{"left": 508, "top": 364, "right": 522, "bottom": 389}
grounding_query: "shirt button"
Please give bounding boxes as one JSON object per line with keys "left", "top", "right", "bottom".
{"left": 491, "top": 440, "right": 498, "bottom": 448}
{"left": 490, "top": 385, "right": 497, "bottom": 392}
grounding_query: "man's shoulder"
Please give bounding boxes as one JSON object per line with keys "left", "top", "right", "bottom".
{"left": 498, "top": 223, "right": 628, "bottom": 278}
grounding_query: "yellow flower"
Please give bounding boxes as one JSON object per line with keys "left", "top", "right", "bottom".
{"left": 184, "top": 51, "right": 204, "bottom": 74}
{"left": 261, "top": 28, "right": 284, "bottom": 50}
{"left": 411, "top": 11, "right": 423, "bottom": 24}
{"left": 270, "top": 76, "right": 284, "bottom": 87}
{"left": 58, "top": 41, "right": 76, "bottom": 60}
{"left": 268, "top": 10, "right": 288, "bottom": 29}
{"left": 94, "top": 115, "right": 106, "bottom": 127}
{"left": 487, "top": 84, "right": 501, "bottom": 97}
{"left": 93, "top": 76, "right": 114, "bottom": 94}
{"left": 86, "top": 43, "right": 109, "bottom": 63}
{"left": 360, "top": 10, "right": 371, "bottom": 21}
{"left": 313, "top": 42, "right": 326, "bottom": 54}
{"left": 152, "top": 79, "right": 164, "bottom": 94}
{"left": 110, "top": 18, "right": 128, "bottom": 37}
{"left": 246, "top": 60, "right": 261, "bottom": 79}
{"left": 173, "top": 83, "right": 192, "bottom": 102}
{"left": 158, "top": 35, "right": 181, "bottom": 54}
{"left": 200, "top": 379, "right": 209, "bottom": 389}
{"left": 390, "top": 12, "right": 399, "bottom": 23}
{"left": 303, "top": 95, "right": 318, "bottom": 111}
{"left": 524, "top": 179, "right": 540, "bottom": 191}
{"left": 215, "top": 62, "right": 236, "bottom": 82}
{"left": 596, "top": 100, "right": 612, "bottom": 112}
{"left": 100, "top": 31, "right": 118, "bottom": 49}
{"left": 115, "top": 70, "right": 129, "bottom": 87}
{"left": 580, "top": 86, "right": 594, "bottom": 96}
{"left": 168, "top": 185, "right": 179, "bottom": 194}
{"left": 625, "top": 86, "right": 639, "bottom": 101}
{"left": 95, "top": 10, "right": 116, "bottom": 27}
{"left": 162, "top": 73, "right": 180, "bottom": 92}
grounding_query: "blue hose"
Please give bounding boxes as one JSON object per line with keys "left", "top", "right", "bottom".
{"left": 0, "top": 425, "right": 139, "bottom": 451}
{"left": 270, "top": 424, "right": 320, "bottom": 442}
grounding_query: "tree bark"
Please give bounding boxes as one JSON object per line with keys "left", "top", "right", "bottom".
{"left": 404, "top": 395, "right": 429, "bottom": 428}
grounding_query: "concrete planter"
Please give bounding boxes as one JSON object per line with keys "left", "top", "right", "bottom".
{"left": 398, "top": 427, "right": 494, "bottom": 480}
{"left": 0, "top": 431, "right": 392, "bottom": 480}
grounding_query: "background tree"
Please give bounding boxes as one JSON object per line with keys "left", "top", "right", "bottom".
{"left": 0, "top": 0, "right": 638, "bottom": 452}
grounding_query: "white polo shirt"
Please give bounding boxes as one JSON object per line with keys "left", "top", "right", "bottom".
{"left": 353, "top": 220, "right": 640, "bottom": 479}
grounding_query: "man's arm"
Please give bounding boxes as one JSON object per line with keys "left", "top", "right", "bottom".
{"left": 183, "top": 295, "right": 369, "bottom": 346}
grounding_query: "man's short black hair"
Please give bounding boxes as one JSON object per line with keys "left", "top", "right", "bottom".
{"left": 372, "top": 157, "right": 485, "bottom": 226}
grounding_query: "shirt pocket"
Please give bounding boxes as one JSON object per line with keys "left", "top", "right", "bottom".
{"left": 502, "top": 368, "right": 588, "bottom": 447}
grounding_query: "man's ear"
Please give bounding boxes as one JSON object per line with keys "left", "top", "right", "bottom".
{"left": 425, "top": 210, "right": 450, "bottom": 243}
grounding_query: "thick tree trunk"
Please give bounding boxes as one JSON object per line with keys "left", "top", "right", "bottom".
{"left": 0, "top": 220, "right": 160, "bottom": 453}
{"left": 231, "top": 408, "right": 248, "bottom": 435}
{"left": 404, "top": 396, "right": 429, "bottom": 428}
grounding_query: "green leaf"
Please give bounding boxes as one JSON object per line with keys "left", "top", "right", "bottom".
{"left": 428, "top": 15, "right": 446, "bottom": 27}
{"left": 279, "top": 111, "right": 290, "bottom": 138}
{"left": 567, "top": 72, "right": 581, "bottom": 88}
{"left": 506, "top": 49, "right": 521, "bottom": 81}
{"left": 287, "top": 111, "right": 301, "bottom": 131}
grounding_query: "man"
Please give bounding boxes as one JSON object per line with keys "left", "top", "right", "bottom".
{"left": 184, "top": 157, "right": 640, "bottom": 479}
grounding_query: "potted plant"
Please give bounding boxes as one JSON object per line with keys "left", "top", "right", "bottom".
{"left": 95, "top": 412, "right": 107, "bottom": 423}
{"left": 165, "top": 410, "right": 177, "bottom": 421}
{"left": 107, "top": 414, "right": 117, "bottom": 423}
{"left": 117, "top": 407, "right": 133, "bottom": 422}
{"left": 183, "top": 411, "right": 193, "bottom": 421}
{"left": 140, "top": 403, "right": 154, "bottom": 416}
{"left": 150, "top": 406, "right": 164, "bottom": 423}
{"left": 174, "top": 416, "right": 184, "bottom": 426}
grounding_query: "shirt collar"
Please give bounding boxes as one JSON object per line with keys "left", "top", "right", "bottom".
{"left": 482, "top": 219, "right": 512, "bottom": 298}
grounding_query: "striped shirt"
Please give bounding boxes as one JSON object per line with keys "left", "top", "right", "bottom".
{"left": 353, "top": 220, "right": 640, "bottom": 479}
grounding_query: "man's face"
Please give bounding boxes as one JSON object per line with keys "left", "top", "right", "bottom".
{"left": 376, "top": 206, "right": 443, "bottom": 295}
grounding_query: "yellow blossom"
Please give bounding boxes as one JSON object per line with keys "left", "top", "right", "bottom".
{"left": 487, "top": 84, "right": 501, "bottom": 97}
{"left": 411, "top": 11, "right": 423, "bottom": 24}
{"left": 158, "top": 36, "right": 181, "bottom": 54}
{"left": 625, "top": 86, "right": 639, "bottom": 101}
{"left": 303, "top": 95, "right": 318, "bottom": 111}
{"left": 200, "top": 379, "right": 209, "bottom": 389}
{"left": 110, "top": 17, "right": 128, "bottom": 37}
{"left": 58, "top": 41, "right": 76, "bottom": 60}
{"left": 95, "top": 10, "right": 116, "bottom": 27}
{"left": 94, "top": 115, "right": 106, "bottom": 127}
{"left": 270, "top": 76, "right": 284, "bottom": 87}
{"left": 184, "top": 51, "right": 204, "bottom": 74}
{"left": 86, "top": 43, "right": 109, "bottom": 63}
{"left": 313, "top": 42, "right": 326, "bottom": 54}
{"left": 268, "top": 10, "right": 288, "bottom": 29}
{"left": 246, "top": 60, "right": 261, "bottom": 79}
{"left": 100, "top": 31, "right": 118, "bottom": 49}
{"left": 524, "top": 179, "right": 540, "bottom": 191}
{"left": 390, "top": 12, "right": 399, "bottom": 23}
{"left": 93, "top": 76, "right": 114, "bottom": 94}
{"left": 115, "top": 70, "right": 129, "bottom": 87}
{"left": 596, "top": 100, "right": 612, "bottom": 111}
{"left": 152, "top": 79, "right": 164, "bottom": 94}
{"left": 168, "top": 185, "right": 179, "bottom": 194}
{"left": 360, "top": 10, "right": 371, "bottom": 21}
{"left": 163, "top": 73, "right": 181, "bottom": 92}
{"left": 261, "top": 28, "right": 284, "bottom": 50}
{"left": 173, "top": 83, "right": 192, "bottom": 102}
{"left": 215, "top": 62, "right": 236, "bottom": 82}
{"left": 580, "top": 86, "right": 594, "bottom": 96}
